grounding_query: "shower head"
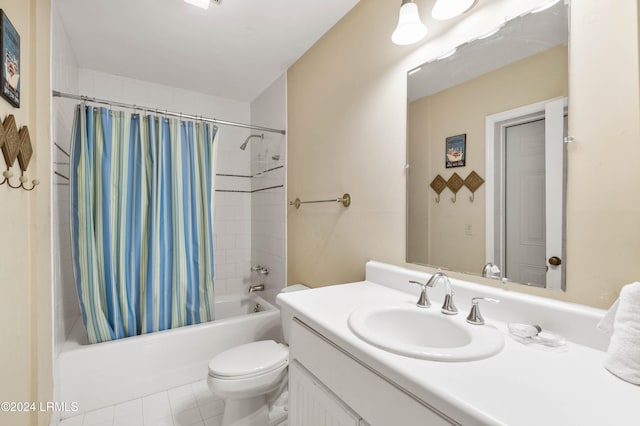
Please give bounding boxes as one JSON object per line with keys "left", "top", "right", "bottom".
{"left": 240, "top": 133, "right": 264, "bottom": 151}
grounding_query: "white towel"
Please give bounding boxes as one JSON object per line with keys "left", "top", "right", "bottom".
{"left": 597, "top": 282, "right": 640, "bottom": 385}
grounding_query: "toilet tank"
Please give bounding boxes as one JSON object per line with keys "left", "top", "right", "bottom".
{"left": 278, "top": 284, "right": 310, "bottom": 344}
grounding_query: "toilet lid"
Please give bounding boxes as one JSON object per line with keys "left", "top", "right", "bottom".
{"left": 208, "top": 340, "right": 289, "bottom": 379}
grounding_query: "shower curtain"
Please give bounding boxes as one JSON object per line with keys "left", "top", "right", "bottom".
{"left": 70, "top": 105, "right": 216, "bottom": 344}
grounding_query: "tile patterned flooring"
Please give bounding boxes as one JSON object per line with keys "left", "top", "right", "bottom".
{"left": 58, "top": 380, "right": 224, "bottom": 426}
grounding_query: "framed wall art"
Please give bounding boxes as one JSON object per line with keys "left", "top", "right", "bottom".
{"left": 0, "top": 10, "right": 20, "bottom": 108}
{"left": 445, "top": 133, "right": 465, "bottom": 168}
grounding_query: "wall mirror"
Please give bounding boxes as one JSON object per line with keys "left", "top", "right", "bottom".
{"left": 406, "top": 2, "right": 568, "bottom": 290}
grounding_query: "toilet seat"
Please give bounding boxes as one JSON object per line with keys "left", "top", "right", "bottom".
{"left": 208, "top": 340, "right": 289, "bottom": 380}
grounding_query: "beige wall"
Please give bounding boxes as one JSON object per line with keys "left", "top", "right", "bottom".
{"left": 407, "top": 46, "right": 568, "bottom": 274}
{"left": 0, "top": 1, "right": 52, "bottom": 425}
{"left": 287, "top": 0, "right": 640, "bottom": 309}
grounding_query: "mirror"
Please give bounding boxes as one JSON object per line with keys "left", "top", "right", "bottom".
{"left": 406, "top": 3, "right": 568, "bottom": 290}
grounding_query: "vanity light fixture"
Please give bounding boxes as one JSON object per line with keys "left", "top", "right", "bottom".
{"left": 531, "top": 0, "right": 562, "bottom": 14}
{"left": 184, "top": 0, "right": 210, "bottom": 10}
{"left": 432, "top": 0, "right": 477, "bottom": 21}
{"left": 392, "top": 0, "right": 428, "bottom": 46}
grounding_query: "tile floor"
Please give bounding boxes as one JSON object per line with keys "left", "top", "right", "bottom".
{"left": 58, "top": 380, "right": 224, "bottom": 426}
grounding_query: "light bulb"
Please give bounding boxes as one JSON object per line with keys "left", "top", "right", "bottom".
{"left": 432, "top": 0, "right": 476, "bottom": 21}
{"left": 392, "top": 1, "right": 428, "bottom": 46}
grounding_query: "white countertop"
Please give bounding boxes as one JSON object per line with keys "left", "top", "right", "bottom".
{"left": 278, "top": 280, "right": 640, "bottom": 426}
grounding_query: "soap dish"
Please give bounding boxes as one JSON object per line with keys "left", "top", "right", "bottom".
{"left": 508, "top": 323, "right": 567, "bottom": 349}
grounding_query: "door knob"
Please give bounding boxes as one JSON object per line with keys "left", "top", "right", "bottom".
{"left": 548, "top": 256, "right": 562, "bottom": 266}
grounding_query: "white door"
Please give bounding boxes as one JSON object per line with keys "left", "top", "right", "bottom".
{"left": 502, "top": 98, "right": 566, "bottom": 289}
{"left": 505, "top": 119, "right": 547, "bottom": 287}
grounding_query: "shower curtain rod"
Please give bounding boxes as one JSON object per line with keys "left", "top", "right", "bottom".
{"left": 52, "top": 90, "right": 287, "bottom": 135}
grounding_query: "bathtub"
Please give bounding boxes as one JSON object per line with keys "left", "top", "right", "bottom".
{"left": 57, "top": 294, "right": 281, "bottom": 418}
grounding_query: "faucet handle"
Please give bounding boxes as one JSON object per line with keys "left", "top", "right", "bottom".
{"left": 408, "top": 280, "right": 431, "bottom": 308}
{"left": 441, "top": 291, "right": 458, "bottom": 315}
{"left": 466, "top": 297, "right": 499, "bottom": 325}
{"left": 251, "top": 265, "right": 263, "bottom": 272}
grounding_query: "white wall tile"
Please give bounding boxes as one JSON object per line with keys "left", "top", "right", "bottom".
{"left": 52, "top": 9, "right": 81, "bottom": 360}
{"left": 250, "top": 75, "right": 287, "bottom": 306}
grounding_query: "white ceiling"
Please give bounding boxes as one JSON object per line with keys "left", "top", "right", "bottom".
{"left": 408, "top": 2, "right": 568, "bottom": 102}
{"left": 55, "top": 0, "right": 360, "bottom": 102}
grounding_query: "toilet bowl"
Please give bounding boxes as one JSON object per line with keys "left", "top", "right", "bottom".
{"left": 207, "top": 284, "right": 309, "bottom": 426}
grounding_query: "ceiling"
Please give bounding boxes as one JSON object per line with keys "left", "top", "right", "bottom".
{"left": 408, "top": 2, "right": 568, "bottom": 102}
{"left": 55, "top": 0, "right": 360, "bottom": 102}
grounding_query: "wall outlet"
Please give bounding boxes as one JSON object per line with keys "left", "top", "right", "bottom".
{"left": 464, "top": 224, "right": 472, "bottom": 236}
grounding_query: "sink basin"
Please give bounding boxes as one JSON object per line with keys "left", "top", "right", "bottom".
{"left": 348, "top": 304, "right": 504, "bottom": 362}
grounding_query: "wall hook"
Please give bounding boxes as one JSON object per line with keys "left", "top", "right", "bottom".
{"left": 0, "top": 169, "right": 39, "bottom": 191}
{"left": 1, "top": 169, "right": 18, "bottom": 188}
{"left": 463, "top": 171, "right": 485, "bottom": 204}
{"left": 430, "top": 175, "right": 447, "bottom": 205}
{"left": 446, "top": 173, "right": 464, "bottom": 204}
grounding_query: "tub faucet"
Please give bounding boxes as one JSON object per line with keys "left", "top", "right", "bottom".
{"left": 409, "top": 271, "right": 458, "bottom": 315}
{"left": 248, "top": 284, "right": 265, "bottom": 293}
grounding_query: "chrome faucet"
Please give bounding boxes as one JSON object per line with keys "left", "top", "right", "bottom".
{"left": 409, "top": 271, "right": 458, "bottom": 315}
{"left": 248, "top": 284, "right": 265, "bottom": 293}
{"left": 481, "top": 263, "right": 501, "bottom": 280}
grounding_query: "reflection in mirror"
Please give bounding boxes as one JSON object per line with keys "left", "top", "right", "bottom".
{"left": 406, "top": 3, "right": 568, "bottom": 290}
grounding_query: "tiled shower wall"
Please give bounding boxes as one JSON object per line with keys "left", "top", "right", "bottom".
{"left": 250, "top": 75, "right": 287, "bottom": 305}
{"left": 52, "top": 8, "right": 81, "bottom": 356}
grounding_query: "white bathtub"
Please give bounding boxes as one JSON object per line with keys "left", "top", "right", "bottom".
{"left": 57, "top": 294, "right": 281, "bottom": 418}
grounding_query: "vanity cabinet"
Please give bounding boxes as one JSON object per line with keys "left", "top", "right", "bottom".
{"left": 289, "top": 318, "right": 456, "bottom": 426}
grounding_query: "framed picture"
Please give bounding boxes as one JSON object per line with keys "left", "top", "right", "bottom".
{"left": 0, "top": 10, "right": 20, "bottom": 108}
{"left": 445, "top": 134, "right": 466, "bottom": 168}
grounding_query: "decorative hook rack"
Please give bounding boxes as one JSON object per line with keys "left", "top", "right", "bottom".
{"left": 0, "top": 115, "right": 39, "bottom": 191}
{"left": 288, "top": 193, "right": 351, "bottom": 209}
{"left": 430, "top": 171, "right": 484, "bottom": 203}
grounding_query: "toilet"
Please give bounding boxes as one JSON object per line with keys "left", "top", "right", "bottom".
{"left": 207, "top": 284, "right": 309, "bottom": 426}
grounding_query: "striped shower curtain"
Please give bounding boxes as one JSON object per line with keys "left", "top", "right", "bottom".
{"left": 70, "top": 105, "right": 216, "bottom": 344}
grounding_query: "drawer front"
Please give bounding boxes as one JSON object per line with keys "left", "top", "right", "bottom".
{"left": 290, "top": 319, "right": 457, "bottom": 426}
